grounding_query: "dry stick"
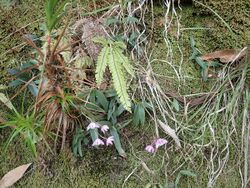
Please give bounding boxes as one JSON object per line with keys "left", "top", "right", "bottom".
{"left": 54, "top": 39, "right": 81, "bottom": 55}
{"left": 23, "top": 36, "right": 44, "bottom": 59}
{"left": 36, "top": 92, "right": 62, "bottom": 112}
{"left": 48, "top": 18, "right": 71, "bottom": 65}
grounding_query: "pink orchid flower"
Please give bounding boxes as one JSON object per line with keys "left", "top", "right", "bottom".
{"left": 145, "top": 138, "right": 168, "bottom": 153}
{"left": 154, "top": 138, "right": 168, "bottom": 149}
{"left": 145, "top": 145, "right": 155, "bottom": 153}
{"left": 92, "top": 138, "right": 105, "bottom": 146}
{"left": 101, "top": 125, "right": 109, "bottom": 133}
{"left": 87, "top": 122, "right": 100, "bottom": 131}
{"left": 106, "top": 136, "right": 114, "bottom": 146}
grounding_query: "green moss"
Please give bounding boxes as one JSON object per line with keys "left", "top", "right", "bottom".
{"left": 148, "top": 1, "right": 249, "bottom": 95}
{"left": 0, "top": 117, "right": 245, "bottom": 187}
{"left": 193, "top": 0, "right": 249, "bottom": 47}
{"left": 0, "top": 0, "right": 44, "bottom": 84}
{"left": 148, "top": 5, "right": 222, "bottom": 94}
{"left": 0, "top": 133, "right": 160, "bottom": 187}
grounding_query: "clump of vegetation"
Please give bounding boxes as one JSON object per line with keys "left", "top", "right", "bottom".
{"left": 0, "top": 0, "right": 139, "bottom": 157}
{"left": 0, "top": 0, "right": 249, "bottom": 187}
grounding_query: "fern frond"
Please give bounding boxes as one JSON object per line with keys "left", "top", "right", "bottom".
{"left": 114, "top": 41, "right": 126, "bottom": 49}
{"left": 113, "top": 47, "right": 134, "bottom": 77}
{"left": 95, "top": 46, "right": 109, "bottom": 85}
{"left": 108, "top": 48, "right": 131, "bottom": 112}
{"left": 93, "top": 38, "right": 133, "bottom": 112}
{"left": 92, "top": 37, "right": 109, "bottom": 46}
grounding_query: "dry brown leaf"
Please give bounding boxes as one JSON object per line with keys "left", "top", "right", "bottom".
{"left": 0, "top": 163, "right": 32, "bottom": 188}
{"left": 187, "top": 94, "right": 212, "bottom": 107}
{"left": 158, "top": 120, "right": 181, "bottom": 148}
{"left": 165, "top": 92, "right": 212, "bottom": 107}
{"left": 201, "top": 49, "right": 246, "bottom": 63}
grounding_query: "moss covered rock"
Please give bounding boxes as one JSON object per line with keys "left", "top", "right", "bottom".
{"left": 194, "top": 0, "right": 250, "bottom": 41}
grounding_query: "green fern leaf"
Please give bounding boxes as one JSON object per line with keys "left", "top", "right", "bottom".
{"left": 114, "top": 41, "right": 126, "bottom": 49}
{"left": 93, "top": 38, "right": 133, "bottom": 112}
{"left": 113, "top": 47, "right": 134, "bottom": 77}
{"left": 108, "top": 48, "right": 131, "bottom": 112}
{"left": 95, "top": 46, "right": 109, "bottom": 85}
{"left": 92, "top": 37, "right": 109, "bottom": 46}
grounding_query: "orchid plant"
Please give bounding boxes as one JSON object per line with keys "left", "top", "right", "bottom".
{"left": 87, "top": 122, "right": 114, "bottom": 146}
{"left": 72, "top": 89, "right": 128, "bottom": 157}
{"left": 145, "top": 138, "right": 168, "bottom": 153}
{"left": 82, "top": 89, "right": 153, "bottom": 157}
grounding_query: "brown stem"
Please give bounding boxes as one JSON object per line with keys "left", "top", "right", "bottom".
{"left": 48, "top": 18, "right": 71, "bottom": 64}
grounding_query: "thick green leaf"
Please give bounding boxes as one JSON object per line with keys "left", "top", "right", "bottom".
{"left": 124, "top": 16, "right": 139, "bottom": 24}
{"left": 78, "top": 141, "right": 83, "bottom": 157}
{"left": 110, "top": 126, "right": 126, "bottom": 157}
{"left": 106, "top": 17, "right": 120, "bottom": 26}
{"left": 20, "top": 60, "right": 37, "bottom": 70}
{"left": 132, "top": 103, "right": 146, "bottom": 126}
{"left": 138, "top": 104, "right": 145, "bottom": 125}
{"left": 89, "top": 90, "right": 97, "bottom": 103}
{"left": 190, "top": 36, "right": 196, "bottom": 49}
{"left": 172, "top": 99, "right": 180, "bottom": 112}
{"left": 202, "top": 67, "right": 208, "bottom": 81}
{"left": 128, "top": 32, "right": 139, "bottom": 46}
{"left": 9, "top": 79, "right": 23, "bottom": 87}
{"left": 72, "top": 128, "right": 85, "bottom": 157}
{"left": 28, "top": 82, "right": 38, "bottom": 96}
{"left": 89, "top": 128, "right": 99, "bottom": 144}
{"left": 8, "top": 68, "right": 19, "bottom": 75}
{"left": 105, "top": 89, "right": 117, "bottom": 98}
{"left": 132, "top": 105, "right": 140, "bottom": 126}
{"left": 107, "top": 98, "right": 116, "bottom": 120}
{"left": 174, "top": 170, "right": 197, "bottom": 188}
{"left": 195, "top": 57, "right": 207, "bottom": 70}
{"left": 95, "top": 90, "right": 109, "bottom": 111}
{"left": 115, "top": 104, "right": 125, "bottom": 117}
{"left": 85, "top": 102, "right": 106, "bottom": 113}
{"left": 98, "top": 121, "right": 112, "bottom": 127}
{"left": 189, "top": 36, "right": 200, "bottom": 60}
